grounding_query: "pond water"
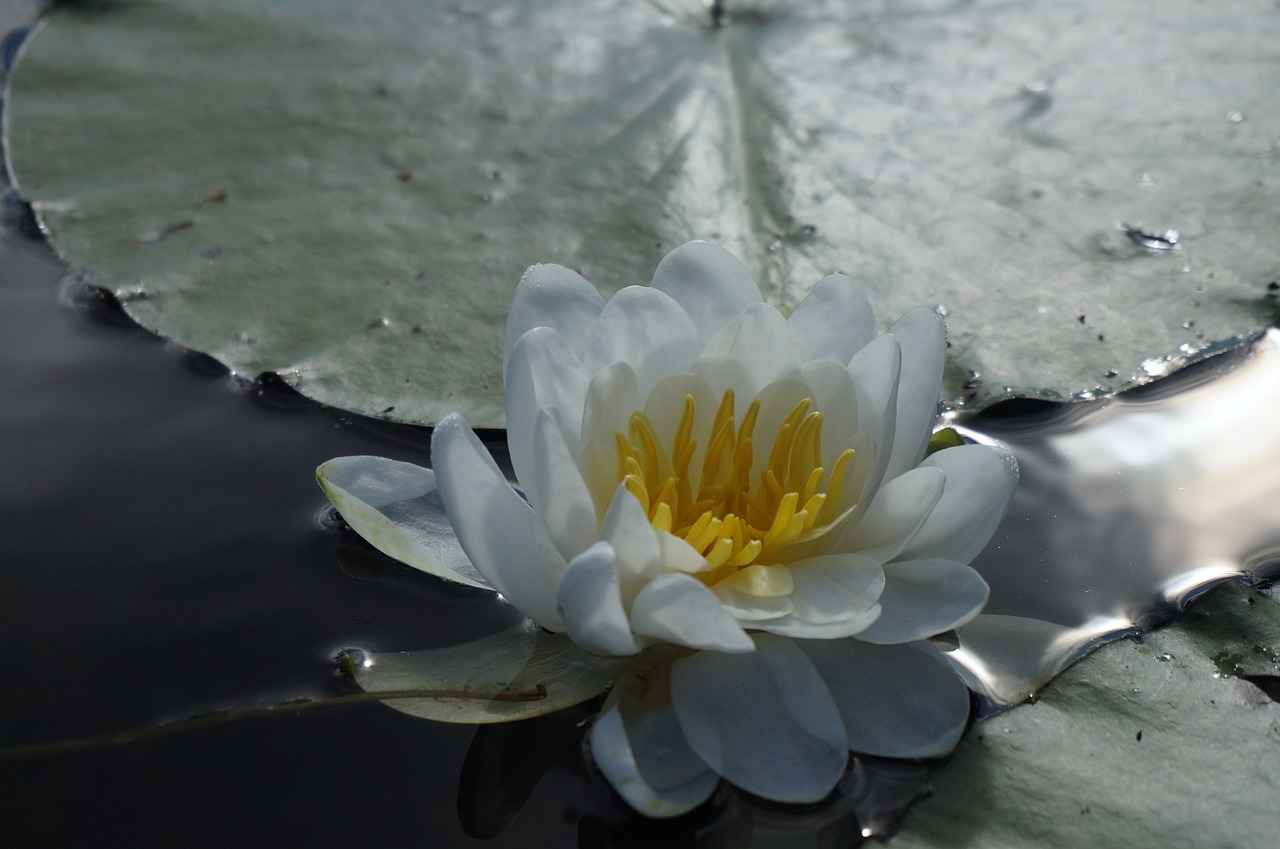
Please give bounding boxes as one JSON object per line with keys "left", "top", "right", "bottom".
{"left": 5, "top": 4, "right": 1280, "bottom": 846}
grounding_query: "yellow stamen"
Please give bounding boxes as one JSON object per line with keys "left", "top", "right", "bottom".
{"left": 612, "top": 388, "right": 858, "bottom": 588}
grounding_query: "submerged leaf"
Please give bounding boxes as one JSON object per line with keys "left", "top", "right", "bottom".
{"left": 346, "top": 622, "right": 625, "bottom": 724}
{"left": 9, "top": 0, "right": 1279, "bottom": 424}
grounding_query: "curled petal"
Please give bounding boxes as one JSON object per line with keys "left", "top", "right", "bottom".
{"left": 799, "top": 639, "right": 971, "bottom": 759}
{"left": 432, "top": 413, "right": 567, "bottom": 629}
{"left": 600, "top": 484, "right": 662, "bottom": 603}
{"left": 557, "top": 542, "right": 643, "bottom": 657}
{"left": 786, "top": 554, "right": 885, "bottom": 625}
{"left": 692, "top": 302, "right": 801, "bottom": 417}
{"left": 650, "top": 240, "right": 762, "bottom": 347}
{"left": 581, "top": 286, "right": 701, "bottom": 400}
{"left": 902, "top": 444, "right": 1020, "bottom": 563}
{"left": 317, "top": 455, "right": 489, "bottom": 589}
{"left": 884, "top": 307, "right": 947, "bottom": 482}
{"left": 788, "top": 273, "right": 878, "bottom": 364}
{"left": 504, "top": 262, "right": 605, "bottom": 373}
{"left": 528, "top": 409, "right": 597, "bottom": 560}
{"left": 750, "top": 605, "right": 883, "bottom": 640}
{"left": 671, "top": 634, "right": 848, "bottom": 804}
{"left": 590, "top": 656, "right": 719, "bottom": 818}
{"left": 835, "top": 466, "right": 945, "bottom": 563}
{"left": 504, "top": 327, "right": 587, "bottom": 491}
{"left": 847, "top": 333, "right": 901, "bottom": 488}
{"left": 856, "top": 558, "right": 990, "bottom": 645}
{"left": 629, "top": 574, "right": 754, "bottom": 653}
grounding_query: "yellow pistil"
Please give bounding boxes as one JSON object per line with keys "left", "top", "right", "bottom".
{"left": 613, "top": 389, "right": 856, "bottom": 592}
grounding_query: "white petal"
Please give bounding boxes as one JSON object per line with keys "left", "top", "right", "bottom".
{"left": 847, "top": 333, "right": 901, "bottom": 489}
{"left": 650, "top": 240, "right": 763, "bottom": 347}
{"left": 855, "top": 559, "right": 990, "bottom": 645}
{"left": 432, "top": 413, "right": 567, "bottom": 629}
{"left": 557, "top": 542, "right": 644, "bottom": 657}
{"left": 504, "top": 327, "right": 587, "bottom": 492}
{"left": 787, "top": 554, "right": 885, "bottom": 625}
{"left": 835, "top": 466, "right": 946, "bottom": 563}
{"left": 657, "top": 531, "right": 711, "bottom": 575}
{"left": 788, "top": 273, "right": 878, "bottom": 364}
{"left": 745, "top": 377, "right": 814, "bottom": 482}
{"left": 503, "top": 262, "right": 605, "bottom": 373}
{"left": 317, "top": 456, "right": 490, "bottom": 589}
{"left": 711, "top": 583, "right": 795, "bottom": 621}
{"left": 798, "top": 359, "right": 860, "bottom": 461}
{"left": 600, "top": 484, "right": 662, "bottom": 603}
{"left": 629, "top": 573, "right": 754, "bottom": 653}
{"left": 581, "top": 285, "right": 701, "bottom": 399}
{"left": 528, "top": 409, "right": 597, "bottom": 561}
{"left": 641, "top": 371, "right": 718, "bottom": 486}
{"left": 884, "top": 307, "right": 947, "bottom": 481}
{"left": 691, "top": 302, "right": 801, "bottom": 417}
{"left": 901, "top": 444, "right": 1020, "bottom": 562}
{"left": 590, "top": 661, "right": 719, "bottom": 818}
{"left": 577, "top": 361, "right": 641, "bottom": 516}
{"left": 671, "top": 634, "right": 848, "bottom": 803}
{"left": 749, "top": 606, "right": 883, "bottom": 640}
{"left": 799, "top": 640, "right": 971, "bottom": 759}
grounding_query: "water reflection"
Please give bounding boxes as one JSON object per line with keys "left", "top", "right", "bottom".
{"left": 949, "top": 328, "right": 1280, "bottom": 703}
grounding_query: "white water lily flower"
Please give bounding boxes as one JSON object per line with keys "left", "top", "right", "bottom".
{"left": 319, "top": 240, "right": 1017, "bottom": 816}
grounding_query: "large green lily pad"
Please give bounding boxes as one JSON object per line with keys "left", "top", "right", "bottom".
{"left": 893, "top": 582, "right": 1280, "bottom": 848}
{"left": 8, "top": 0, "right": 1279, "bottom": 424}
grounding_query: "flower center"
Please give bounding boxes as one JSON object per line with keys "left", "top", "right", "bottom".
{"left": 614, "top": 389, "right": 856, "bottom": 589}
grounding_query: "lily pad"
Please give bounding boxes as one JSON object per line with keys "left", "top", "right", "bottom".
{"left": 8, "top": 0, "right": 1279, "bottom": 425}
{"left": 891, "top": 582, "right": 1280, "bottom": 848}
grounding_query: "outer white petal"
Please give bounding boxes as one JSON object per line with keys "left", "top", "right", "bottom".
{"left": 557, "top": 542, "right": 644, "bottom": 657}
{"left": 711, "top": 583, "right": 794, "bottom": 621}
{"left": 750, "top": 605, "right": 883, "bottom": 640}
{"left": 590, "top": 659, "right": 719, "bottom": 818}
{"left": 787, "top": 554, "right": 885, "bottom": 625}
{"left": 855, "top": 558, "right": 990, "bottom": 645}
{"left": 600, "top": 484, "right": 662, "bottom": 603}
{"left": 504, "top": 327, "right": 587, "bottom": 492}
{"left": 901, "top": 444, "right": 1020, "bottom": 563}
{"left": 847, "top": 333, "right": 901, "bottom": 488}
{"left": 834, "top": 466, "right": 946, "bottom": 563}
{"left": 503, "top": 262, "right": 605, "bottom": 373}
{"left": 317, "top": 456, "right": 491, "bottom": 589}
{"left": 670, "top": 634, "right": 848, "bottom": 804}
{"left": 432, "top": 413, "right": 567, "bottom": 630}
{"left": 528, "top": 409, "right": 597, "bottom": 560}
{"left": 581, "top": 286, "right": 701, "bottom": 399}
{"left": 788, "top": 273, "right": 878, "bottom": 364}
{"left": 884, "top": 307, "right": 947, "bottom": 481}
{"left": 798, "top": 639, "right": 971, "bottom": 759}
{"left": 629, "top": 574, "right": 754, "bottom": 653}
{"left": 692, "top": 302, "right": 802, "bottom": 418}
{"left": 650, "top": 240, "right": 763, "bottom": 347}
